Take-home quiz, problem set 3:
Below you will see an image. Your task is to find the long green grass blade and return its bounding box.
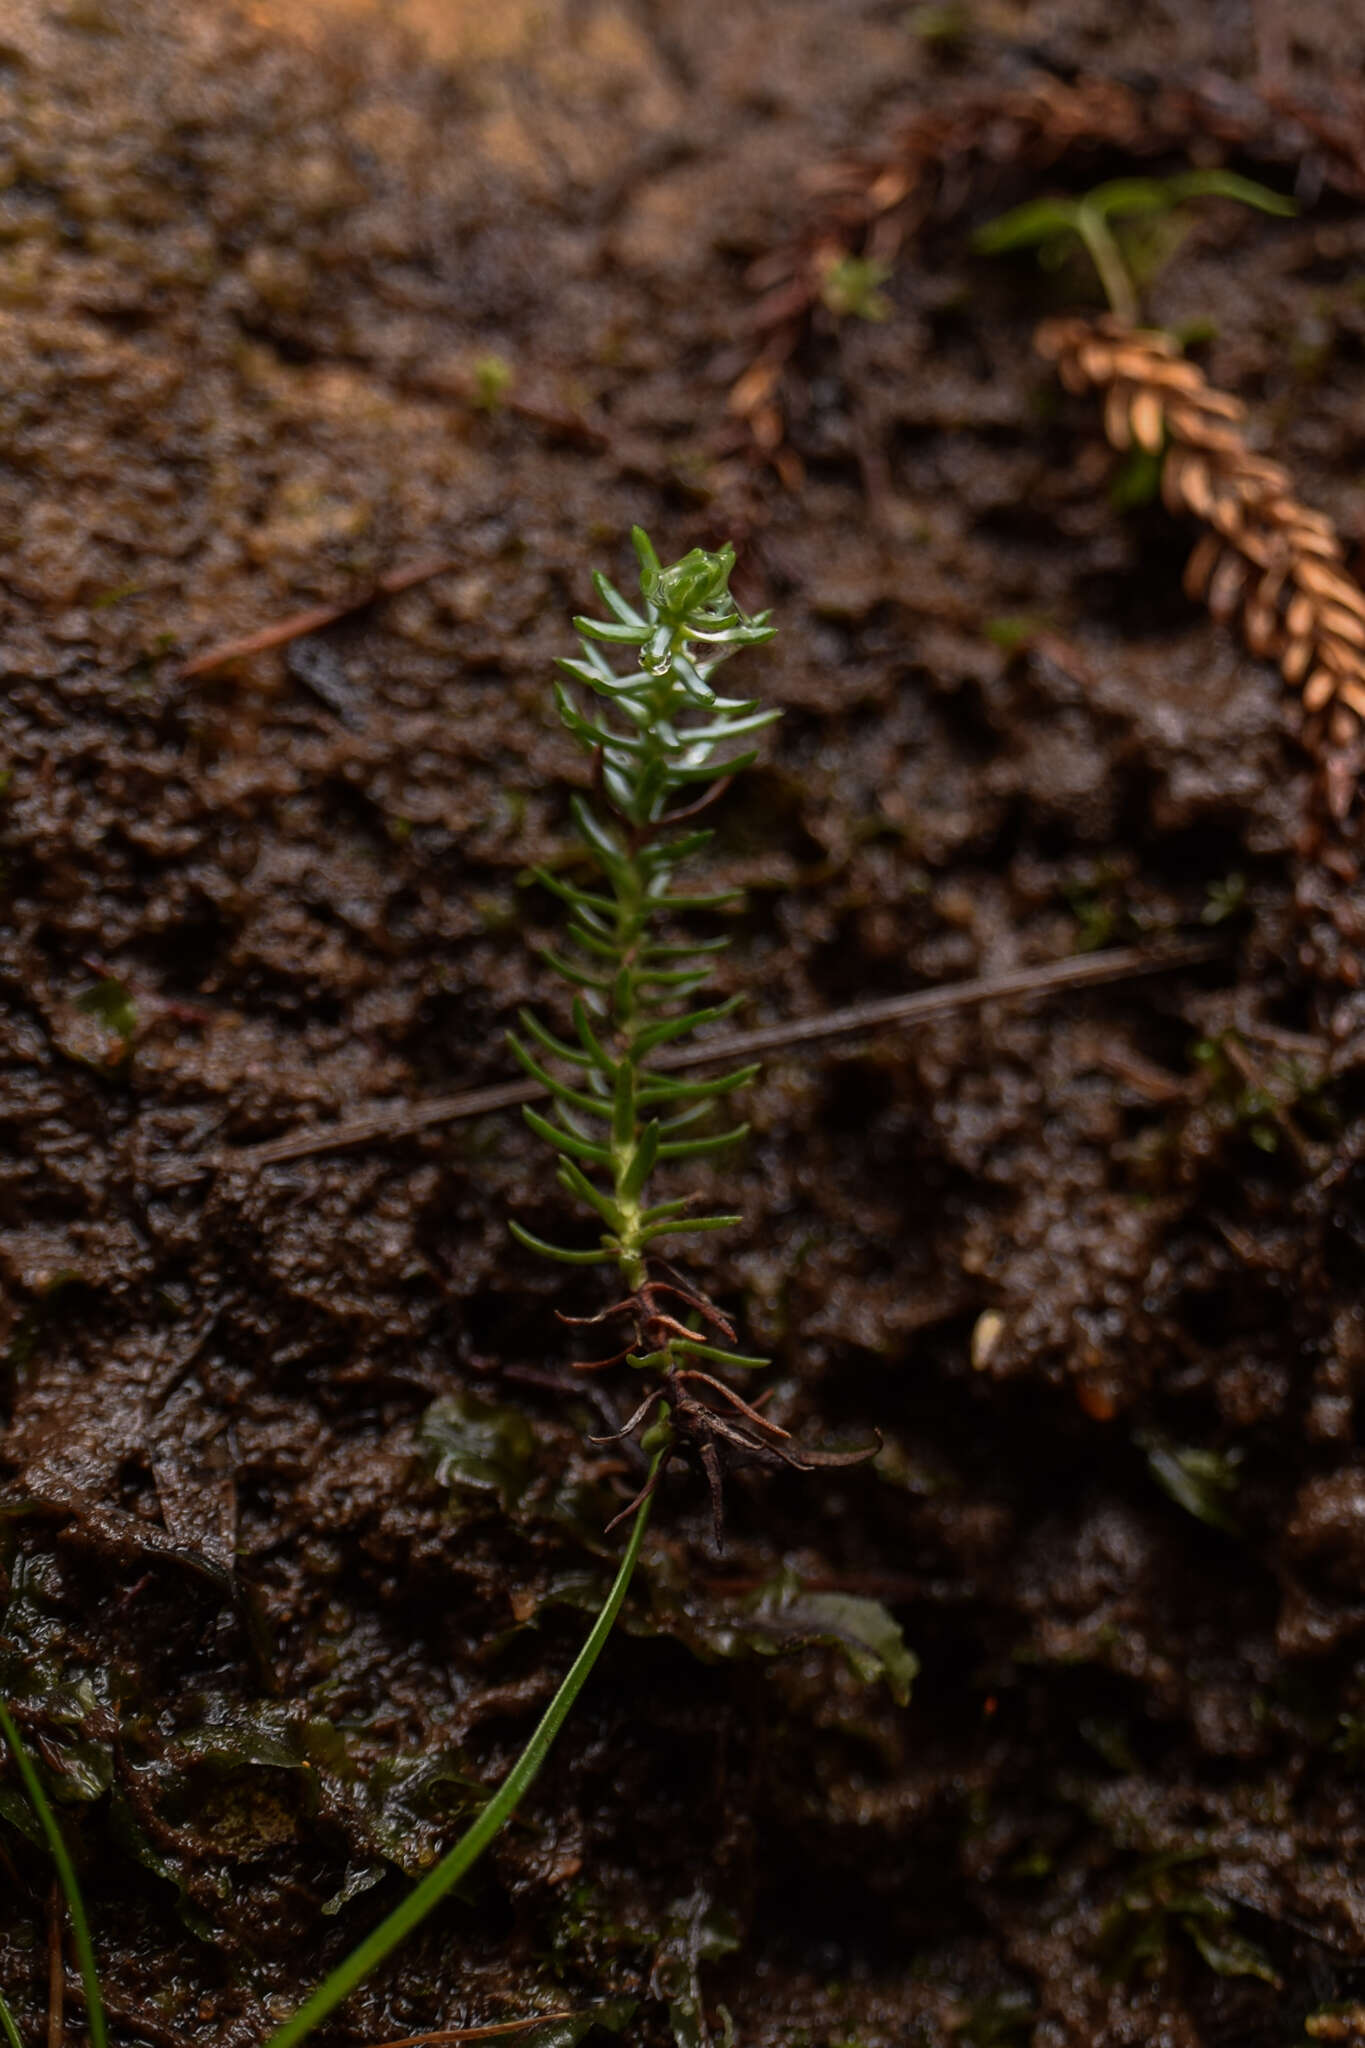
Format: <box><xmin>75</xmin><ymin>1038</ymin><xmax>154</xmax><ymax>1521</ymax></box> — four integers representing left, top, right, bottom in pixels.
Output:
<box><xmin>592</xmin><ymin>572</ymin><xmax>644</xmax><ymax>627</ymax></box>
<box><xmin>672</xmin><ymin>1339</ymin><xmax>769</xmax><ymax>1369</ymax></box>
<box><xmin>0</xmin><ymin>1984</ymin><xmax>23</xmax><ymax>2048</ymax></box>
<box><xmin>265</xmin><ymin>1458</ymin><xmax>663</xmax><ymax>2048</ymax></box>
<box><xmin>667</xmin><ymin>750</ymin><xmax>758</xmax><ymax>782</ymax></box>
<box><xmin>539</xmin><ymin>947</ymin><xmax>612</xmax><ymax>993</ymax></box>
<box><xmin>564</xmin><ymin>921</ymin><xmax>621</xmax><ymax>962</ymax></box>
<box><xmin>656</xmin><ymin>888</ymin><xmax>743</xmax><ymax>910</ymax></box>
<box><xmin>571</xmin><ymin>998</ymin><xmax>615</xmax><ymax>1075</ymax></box>
<box><xmin>639</xmin><ymin>1065</ymin><xmax>759</xmax><ymax>1105</ymax></box>
<box><xmin>0</xmin><ymin>1701</ymin><xmax>108</xmax><ymax>2048</ymax></box>
<box><xmin>634</xmin><ymin>999</ymin><xmax>740</xmax><ymax>1055</ymax></box>
<box><xmin>531</xmin><ymin>868</ymin><xmax>618</xmax><ymax>919</ymax></box>
<box><xmin>640</xmin><ymin>940</ymin><xmax>731</xmax><ymax>964</ymax></box>
<box><xmin>573</xmin><ymin>615</ymin><xmax>648</xmax><ymax>646</ymax></box>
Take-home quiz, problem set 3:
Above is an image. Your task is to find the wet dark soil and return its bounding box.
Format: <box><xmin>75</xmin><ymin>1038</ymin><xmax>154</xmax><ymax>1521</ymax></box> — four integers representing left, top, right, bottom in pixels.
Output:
<box><xmin>4</xmin><ymin>1</ymin><xmax>1365</xmax><ymax>2043</ymax></box>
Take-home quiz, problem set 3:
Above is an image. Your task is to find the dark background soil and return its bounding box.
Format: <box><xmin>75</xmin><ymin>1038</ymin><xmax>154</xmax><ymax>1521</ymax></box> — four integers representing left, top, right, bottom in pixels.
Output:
<box><xmin>4</xmin><ymin>1</ymin><xmax>1365</xmax><ymax>2043</ymax></box>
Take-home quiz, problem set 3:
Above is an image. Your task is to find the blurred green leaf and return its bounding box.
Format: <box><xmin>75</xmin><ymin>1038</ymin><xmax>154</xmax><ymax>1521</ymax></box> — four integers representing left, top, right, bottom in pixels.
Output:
<box><xmin>1185</xmin><ymin>1915</ymin><xmax>1279</xmax><ymax>1984</ymax></box>
<box><xmin>819</xmin><ymin>254</ymin><xmax>893</xmax><ymax>321</ymax></box>
<box><xmin>974</xmin><ymin>197</ymin><xmax>1084</xmax><ymax>253</ymax></box>
<box><xmin>1162</xmin><ymin>169</ymin><xmax>1296</xmax><ymax>218</ymax></box>
<box><xmin>737</xmin><ymin>1573</ymin><xmax>918</xmax><ymax>1704</ymax></box>
<box><xmin>1139</xmin><ymin>1433</ymin><xmax>1241</xmax><ymax>1535</ymax></box>
<box><xmin>421</xmin><ymin>1392</ymin><xmax>537</xmax><ymax>1514</ymax></box>
<box><xmin>75</xmin><ymin>977</ymin><xmax>137</xmax><ymax>1042</ymax></box>
<box><xmin>520</xmin><ymin>1998</ymin><xmax>637</xmax><ymax>2047</ymax></box>
<box><xmin>1110</xmin><ymin>445</ymin><xmax>1164</xmax><ymax>510</ymax></box>
<box><xmin>983</xmin><ymin>613</ymin><xmax>1050</xmax><ymax>653</ymax></box>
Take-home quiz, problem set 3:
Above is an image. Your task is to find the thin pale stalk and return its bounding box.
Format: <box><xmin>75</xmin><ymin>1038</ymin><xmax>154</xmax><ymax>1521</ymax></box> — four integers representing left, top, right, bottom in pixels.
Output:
<box><xmin>229</xmin><ymin>941</ymin><xmax>1219</xmax><ymax>1171</ymax></box>
<box><xmin>1075</xmin><ymin>203</ymin><xmax>1138</xmax><ymax>326</ymax></box>
<box><xmin>362</xmin><ymin>2016</ymin><xmax>586</xmax><ymax>2048</ymax></box>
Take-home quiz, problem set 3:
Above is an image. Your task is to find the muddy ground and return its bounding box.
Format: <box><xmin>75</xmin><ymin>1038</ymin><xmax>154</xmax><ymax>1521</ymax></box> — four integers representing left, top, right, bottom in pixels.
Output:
<box><xmin>4</xmin><ymin>1</ymin><xmax>1365</xmax><ymax>2042</ymax></box>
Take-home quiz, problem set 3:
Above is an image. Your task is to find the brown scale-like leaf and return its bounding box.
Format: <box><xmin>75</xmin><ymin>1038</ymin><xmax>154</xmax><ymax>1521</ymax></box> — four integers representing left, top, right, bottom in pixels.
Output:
<box><xmin>1035</xmin><ymin>314</ymin><xmax>1365</xmax><ymax>769</ymax></box>
<box><xmin>1037</xmin><ymin>312</ymin><xmax>1365</xmax><ymax>997</ymax></box>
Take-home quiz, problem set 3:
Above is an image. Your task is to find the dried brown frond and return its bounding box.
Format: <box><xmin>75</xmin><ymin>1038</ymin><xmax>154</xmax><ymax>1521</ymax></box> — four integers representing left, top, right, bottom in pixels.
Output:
<box><xmin>1037</xmin><ymin>313</ymin><xmax>1365</xmax><ymax>997</ymax></box>
<box><xmin>1037</xmin><ymin>314</ymin><xmax>1365</xmax><ymax>766</ymax></box>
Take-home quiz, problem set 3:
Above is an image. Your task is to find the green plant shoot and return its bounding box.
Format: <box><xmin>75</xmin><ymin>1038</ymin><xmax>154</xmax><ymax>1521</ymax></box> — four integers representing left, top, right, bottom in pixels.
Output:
<box><xmin>974</xmin><ymin>169</ymin><xmax>1294</xmax><ymax>326</ymax></box>
<box><xmin>509</xmin><ymin>527</ymin><xmax>777</xmax><ymax>1312</ymax></box>
<box><xmin>511</xmin><ymin>529</ymin><xmax>874</xmax><ymax>1543</ymax></box>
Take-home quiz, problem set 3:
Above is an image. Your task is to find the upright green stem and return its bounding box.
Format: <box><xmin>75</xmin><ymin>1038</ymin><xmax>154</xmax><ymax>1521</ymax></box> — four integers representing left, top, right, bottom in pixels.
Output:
<box><xmin>1075</xmin><ymin>203</ymin><xmax>1139</xmax><ymax>327</ymax></box>
<box><xmin>509</xmin><ymin>529</ymin><xmax>774</xmax><ymax>1305</ymax></box>
<box><xmin>607</xmin><ymin>842</ymin><xmax>650</xmax><ymax>1291</ymax></box>
<box><xmin>0</xmin><ymin>1702</ymin><xmax>108</xmax><ymax>2048</ymax></box>
<box><xmin>604</xmin><ymin>620</ymin><xmax>733</xmax><ymax>1299</ymax></box>
<box><xmin>265</xmin><ymin>1453</ymin><xmax>663</xmax><ymax>2048</ymax></box>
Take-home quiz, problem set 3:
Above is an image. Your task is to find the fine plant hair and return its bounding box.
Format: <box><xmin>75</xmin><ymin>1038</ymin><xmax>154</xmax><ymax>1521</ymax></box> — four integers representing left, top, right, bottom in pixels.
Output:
<box><xmin>509</xmin><ymin>527</ymin><xmax>875</xmax><ymax>1545</ymax></box>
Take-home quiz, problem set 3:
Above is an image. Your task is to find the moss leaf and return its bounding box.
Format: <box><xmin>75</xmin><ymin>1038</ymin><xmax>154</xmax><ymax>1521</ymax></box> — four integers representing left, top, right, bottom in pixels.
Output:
<box><xmin>750</xmin><ymin>1584</ymin><xmax>918</xmax><ymax>1705</ymax></box>
<box><xmin>1139</xmin><ymin>1433</ymin><xmax>1241</xmax><ymax>1534</ymax></box>
<box><xmin>1183</xmin><ymin>1913</ymin><xmax>1279</xmax><ymax>1985</ymax></box>
<box><xmin>421</xmin><ymin>1393</ymin><xmax>536</xmax><ymax>1514</ymax></box>
<box><xmin>520</xmin><ymin>1999</ymin><xmax>637</xmax><ymax>2047</ymax></box>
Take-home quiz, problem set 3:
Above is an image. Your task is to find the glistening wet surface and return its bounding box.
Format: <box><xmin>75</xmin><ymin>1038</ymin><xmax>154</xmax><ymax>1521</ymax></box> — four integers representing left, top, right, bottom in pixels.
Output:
<box><xmin>3</xmin><ymin>1</ymin><xmax>1365</xmax><ymax>2041</ymax></box>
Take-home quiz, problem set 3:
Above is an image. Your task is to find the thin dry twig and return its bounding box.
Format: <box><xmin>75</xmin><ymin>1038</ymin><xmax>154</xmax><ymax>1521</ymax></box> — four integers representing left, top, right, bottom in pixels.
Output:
<box><xmin>222</xmin><ymin>940</ymin><xmax>1218</xmax><ymax>1172</ymax></box>
<box><xmin>178</xmin><ymin>554</ymin><xmax>460</xmax><ymax>678</ymax></box>
<box><xmin>361</xmin><ymin>2017</ymin><xmax>581</xmax><ymax>2048</ymax></box>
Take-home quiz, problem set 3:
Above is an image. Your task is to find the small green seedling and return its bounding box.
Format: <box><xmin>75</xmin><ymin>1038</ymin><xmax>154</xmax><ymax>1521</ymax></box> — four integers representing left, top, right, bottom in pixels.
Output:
<box><xmin>512</xmin><ymin>526</ymin><xmax>875</xmax><ymax>1542</ymax></box>
<box><xmin>974</xmin><ymin>169</ymin><xmax>1295</xmax><ymax>327</ymax></box>
<box><xmin>510</xmin><ymin>525</ymin><xmax>779</xmax><ymax>1298</ymax></box>
<box><xmin>472</xmin><ymin>352</ymin><xmax>514</xmax><ymax>412</ymax></box>
<box><xmin>819</xmin><ymin>253</ymin><xmax>894</xmax><ymax>322</ymax></box>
